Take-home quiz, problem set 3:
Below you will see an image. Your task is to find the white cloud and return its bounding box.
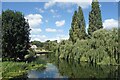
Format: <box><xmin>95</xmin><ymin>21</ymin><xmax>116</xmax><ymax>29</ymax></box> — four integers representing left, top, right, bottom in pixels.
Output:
<box><xmin>45</xmin><ymin>34</ymin><xmax>69</xmax><ymax>42</ymax></box>
<box><xmin>103</xmin><ymin>19</ymin><xmax>118</xmax><ymax>30</ymax></box>
<box><xmin>25</xmin><ymin>14</ymin><xmax>43</xmax><ymax>28</ymax></box>
<box><xmin>30</xmin><ymin>35</ymin><xmax>47</xmax><ymax>42</ymax></box>
<box><xmin>57</xmin><ymin>3</ymin><xmax>74</xmax><ymax>9</ymax></box>
<box><xmin>44</xmin><ymin>0</ymin><xmax>92</xmax><ymax>9</ymax></box>
<box><xmin>53</xmin><ymin>15</ymin><xmax>61</xmax><ymax>18</ymax></box>
<box><xmin>44</xmin><ymin>1</ymin><xmax>55</xmax><ymax>9</ymax></box>
<box><xmin>45</xmin><ymin>28</ymin><xmax>63</xmax><ymax>32</ymax></box>
<box><xmin>76</xmin><ymin>2</ymin><xmax>92</xmax><ymax>9</ymax></box>
<box><xmin>50</xmin><ymin>9</ymin><xmax>60</xmax><ymax>18</ymax></box>
<box><xmin>57</xmin><ymin>2</ymin><xmax>92</xmax><ymax>9</ymax></box>
<box><xmin>30</xmin><ymin>34</ymin><xmax>68</xmax><ymax>42</ymax></box>
<box><xmin>55</xmin><ymin>20</ymin><xmax>65</xmax><ymax>27</ymax></box>
<box><xmin>31</xmin><ymin>28</ymin><xmax>42</xmax><ymax>34</ymax></box>
<box><xmin>50</xmin><ymin>9</ymin><xmax>56</xmax><ymax>13</ymax></box>
<box><xmin>35</xmin><ymin>8</ymin><xmax>44</xmax><ymax>13</ymax></box>
<box><xmin>25</xmin><ymin>14</ymin><xmax>43</xmax><ymax>38</ymax></box>
<box><xmin>45</xmin><ymin>20</ymin><xmax>48</xmax><ymax>23</ymax></box>
<box><xmin>45</xmin><ymin>28</ymin><xmax>57</xmax><ymax>32</ymax></box>
<box><xmin>55</xmin><ymin>34</ymin><xmax>69</xmax><ymax>42</ymax></box>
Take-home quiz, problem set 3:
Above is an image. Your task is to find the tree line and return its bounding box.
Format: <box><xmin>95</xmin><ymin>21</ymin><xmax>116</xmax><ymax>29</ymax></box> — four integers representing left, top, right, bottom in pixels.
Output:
<box><xmin>31</xmin><ymin>40</ymin><xmax>57</xmax><ymax>51</ymax></box>
<box><xmin>48</xmin><ymin>0</ymin><xmax>119</xmax><ymax>65</ymax></box>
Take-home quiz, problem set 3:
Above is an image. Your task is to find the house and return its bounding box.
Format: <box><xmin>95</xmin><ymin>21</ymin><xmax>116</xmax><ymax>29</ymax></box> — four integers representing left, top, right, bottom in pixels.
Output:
<box><xmin>30</xmin><ymin>44</ymin><xmax>37</xmax><ymax>50</ymax></box>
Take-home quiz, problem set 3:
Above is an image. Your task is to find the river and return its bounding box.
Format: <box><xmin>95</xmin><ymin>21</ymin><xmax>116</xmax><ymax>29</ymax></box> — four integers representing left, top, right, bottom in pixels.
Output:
<box><xmin>24</xmin><ymin>55</ymin><xmax>120</xmax><ymax>79</ymax></box>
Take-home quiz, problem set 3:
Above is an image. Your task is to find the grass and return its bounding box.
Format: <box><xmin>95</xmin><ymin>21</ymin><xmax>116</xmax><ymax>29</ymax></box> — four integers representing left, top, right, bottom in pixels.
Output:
<box><xmin>1</xmin><ymin>61</ymin><xmax>45</xmax><ymax>79</ymax></box>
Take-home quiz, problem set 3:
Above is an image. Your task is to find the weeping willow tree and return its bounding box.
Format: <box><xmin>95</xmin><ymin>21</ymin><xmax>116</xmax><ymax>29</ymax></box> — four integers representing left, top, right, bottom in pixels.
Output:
<box><xmin>48</xmin><ymin>0</ymin><xmax>119</xmax><ymax>65</ymax></box>
<box><xmin>53</xmin><ymin>28</ymin><xmax>119</xmax><ymax>65</ymax></box>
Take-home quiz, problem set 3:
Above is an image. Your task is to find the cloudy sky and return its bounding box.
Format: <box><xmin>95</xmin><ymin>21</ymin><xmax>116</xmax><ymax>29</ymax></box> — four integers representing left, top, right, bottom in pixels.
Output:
<box><xmin>2</xmin><ymin>1</ymin><xmax>118</xmax><ymax>42</ymax></box>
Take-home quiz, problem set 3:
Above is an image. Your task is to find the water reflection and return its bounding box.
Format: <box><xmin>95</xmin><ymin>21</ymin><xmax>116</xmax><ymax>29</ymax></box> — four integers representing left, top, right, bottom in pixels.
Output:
<box><xmin>27</xmin><ymin>56</ymin><xmax>120</xmax><ymax>79</ymax></box>
<box><xmin>27</xmin><ymin>63</ymin><xmax>67</xmax><ymax>78</ymax></box>
<box><xmin>53</xmin><ymin>59</ymin><xmax>120</xmax><ymax>78</ymax></box>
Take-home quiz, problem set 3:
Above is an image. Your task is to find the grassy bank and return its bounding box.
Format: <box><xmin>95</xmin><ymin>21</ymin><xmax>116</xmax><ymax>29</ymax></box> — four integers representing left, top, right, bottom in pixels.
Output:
<box><xmin>1</xmin><ymin>61</ymin><xmax>45</xmax><ymax>79</ymax></box>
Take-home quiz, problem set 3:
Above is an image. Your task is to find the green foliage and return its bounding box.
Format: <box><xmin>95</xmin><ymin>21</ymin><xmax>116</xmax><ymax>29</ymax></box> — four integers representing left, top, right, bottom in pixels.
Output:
<box><xmin>24</xmin><ymin>48</ymin><xmax>36</xmax><ymax>61</ymax></box>
<box><xmin>31</xmin><ymin>41</ymin><xmax>43</xmax><ymax>47</ymax></box>
<box><xmin>69</xmin><ymin>7</ymin><xmax>87</xmax><ymax>43</ymax></box>
<box><xmin>2</xmin><ymin>61</ymin><xmax>44</xmax><ymax>79</ymax></box>
<box><xmin>43</xmin><ymin>40</ymin><xmax>58</xmax><ymax>51</ymax></box>
<box><xmin>0</xmin><ymin>15</ymin><xmax>2</xmax><ymax>59</ymax></box>
<box><xmin>44</xmin><ymin>1</ymin><xmax>119</xmax><ymax>66</ymax></box>
<box><xmin>54</xmin><ymin>29</ymin><xmax>119</xmax><ymax>65</ymax></box>
<box><xmin>69</xmin><ymin>11</ymin><xmax>80</xmax><ymax>43</ymax></box>
<box><xmin>77</xmin><ymin>6</ymin><xmax>87</xmax><ymax>39</ymax></box>
<box><xmin>59</xmin><ymin>0</ymin><xmax>119</xmax><ymax>65</ymax></box>
<box><xmin>2</xmin><ymin>10</ymin><xmax>30</xmax><ymax>60</ymax></box>
<box><xmin>30</xmin><ymin>40</ymin><xmax>57</xmax><ymax>51</ymax></box>
<box><xmin>88</xmin><ymin>0</ymin><xmax>103</xmax><ymax>36</ymax></box>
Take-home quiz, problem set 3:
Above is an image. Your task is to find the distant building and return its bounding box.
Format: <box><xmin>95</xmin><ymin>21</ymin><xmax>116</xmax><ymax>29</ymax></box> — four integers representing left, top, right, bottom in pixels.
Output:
<box><xmin>41</xmin><ymin>49</ymin><xmax>46</xmax><ymax>51</ymax></box>
<box><xmin>30</xmin><ymin>44</ymin><xmax>37</xmax><ymax>50</ymax></box>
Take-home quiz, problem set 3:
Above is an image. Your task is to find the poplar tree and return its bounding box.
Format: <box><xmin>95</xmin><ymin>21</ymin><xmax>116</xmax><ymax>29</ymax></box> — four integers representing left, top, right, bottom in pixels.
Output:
<box><xmin>88</xmin><ymin>0</ymin><xmax>103</xmax><ymax>36</ymax></box>
<box><xmin>69</xmin><ymin>7</ymin><xmax>87</xmax><ymax>43</ymax></box>
<box><xmin>69</xmin><ymin>11</ymin><xmax>80</xmax><ymax>43</ymax></box>
<box><xmin>77</xmin><ymin>6</ymin><xmax>87</xmax><ymax>39</ymax></box>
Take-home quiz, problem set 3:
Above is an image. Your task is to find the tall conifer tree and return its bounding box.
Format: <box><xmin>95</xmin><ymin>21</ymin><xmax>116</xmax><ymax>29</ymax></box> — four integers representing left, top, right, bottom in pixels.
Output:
<box><xmin>69</xmin><ymin>11</ymin><xmax>80</xmax><ymax>43</ymax></box>
<box><xmin>88</xmin><ymin>0</ymin><xmax>103</xmax><ymax>36</ymax></box>
<box><xmin>77</xmin><ymin>6</ymin><xmax>86</xmax><ymax>39</ymax></box>
<box><xmin>69</xmin><ymin>7</ymin><xmax>87</xmax><ymax>43</ymax></box>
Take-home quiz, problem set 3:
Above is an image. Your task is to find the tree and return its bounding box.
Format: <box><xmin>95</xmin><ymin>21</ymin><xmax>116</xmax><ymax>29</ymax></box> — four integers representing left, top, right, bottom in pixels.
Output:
<box><xmin>0</xmin><ymin>15</ymin><xmax>2</xmax><ymax>58</ymax></box>
<box><xmin>2</xmin><ymin>10</ymin><xmax>30</xmax><ymax>60</ymax></box>
<box><xmin>69</xmin><ymin>11</ymin><xmax>80</xmax><ymax>43</ymax></box>
<box><xmin>31</xmin><ymin>41</ymin><xmax>43</xmax><ymax>47</ymax></box>
<box><xmin>118</xmin><ymin>28</ymin><xmax>120</xmax><ymax>64</ymax></box>
<box><xmin>77</xmin><ymin>6</ymin><xmax>87</xmax><ymax>39</ymax></box>
<box><xmin>69</xmin><ymin>7</ymin><xmax>87</xmax><ymax>43</ymax></box>
<box><xmin>88</xmin><ymin>0</ymin><xmax>103</xmax><ymax>36</ymax></box>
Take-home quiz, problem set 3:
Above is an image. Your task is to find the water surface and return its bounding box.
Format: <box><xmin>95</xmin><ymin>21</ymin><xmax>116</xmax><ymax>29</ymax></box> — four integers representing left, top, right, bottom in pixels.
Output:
<box><xmin>26</xmin><ymin>56</ymin><xmax>120</xmax><ymax>79</ymax></box>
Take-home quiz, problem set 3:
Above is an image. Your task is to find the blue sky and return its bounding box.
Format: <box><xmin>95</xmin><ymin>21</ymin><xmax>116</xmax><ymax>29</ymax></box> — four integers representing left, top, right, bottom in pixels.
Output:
<box><xmin>2</xmin><ymin>2</ymin><xmax>118</xmax><ymax>42</ymax></box>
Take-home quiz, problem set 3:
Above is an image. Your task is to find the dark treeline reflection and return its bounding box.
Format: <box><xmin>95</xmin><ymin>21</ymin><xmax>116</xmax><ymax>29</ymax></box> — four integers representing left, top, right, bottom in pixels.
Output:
<box><xmin>48</xmin><ymin>57</ymin><xmax>120</xmax><ymax>79</ymax></box>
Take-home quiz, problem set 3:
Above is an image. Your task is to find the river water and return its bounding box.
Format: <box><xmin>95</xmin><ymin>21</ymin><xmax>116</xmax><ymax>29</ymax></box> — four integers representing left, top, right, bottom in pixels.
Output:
<box><xmin>26</xmin><ymin>55</ymin><xmax>120</xmax><ymax>79</ymax></box>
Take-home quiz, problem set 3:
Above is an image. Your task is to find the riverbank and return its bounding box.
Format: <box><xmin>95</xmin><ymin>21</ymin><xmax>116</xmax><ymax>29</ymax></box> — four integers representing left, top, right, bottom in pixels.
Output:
<box><xmin>1</xmin><ymin>61</ymin><xmax>45</xmax><ymax>79</ymax></box>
